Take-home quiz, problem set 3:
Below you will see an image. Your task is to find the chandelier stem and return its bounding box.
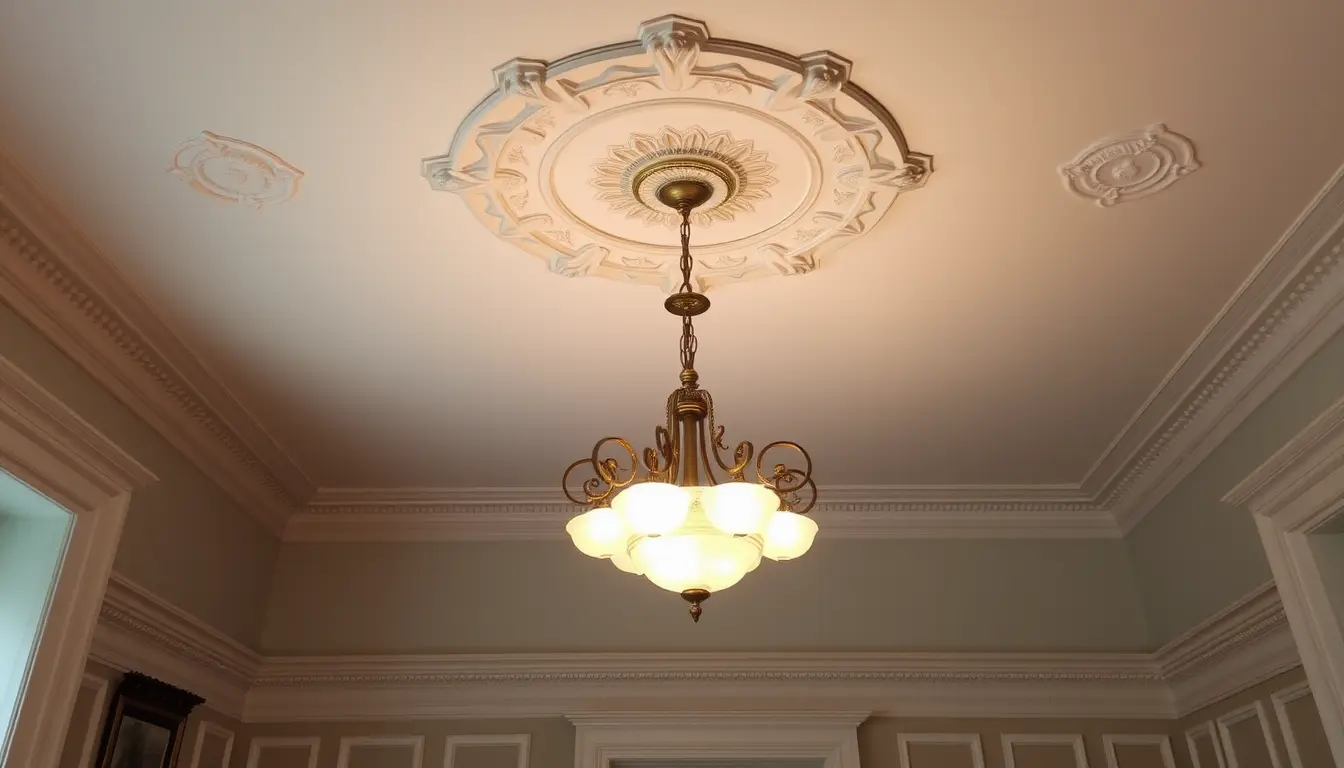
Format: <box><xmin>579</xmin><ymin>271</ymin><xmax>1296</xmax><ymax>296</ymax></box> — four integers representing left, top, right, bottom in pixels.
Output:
<box><xmin>677</xmin><ymin>411</ymin><xmax>702</xmax><ymax>487</ymax></box>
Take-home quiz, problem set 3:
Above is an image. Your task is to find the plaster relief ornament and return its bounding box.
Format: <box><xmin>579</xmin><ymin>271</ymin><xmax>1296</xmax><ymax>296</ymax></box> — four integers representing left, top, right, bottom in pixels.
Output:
<box><xmin>169</xmin><ymin>132</ymin><xmax>303</xmax><ymax>209</ymax></box>
<box><xmin>422</xmin><ymin>15</ymin><xmax>933</xmax><ymax>292</ymax></box>
<box><xmin>1060</xmin><ymin>124</ymin><xmax>1200</xmax><ymax>207</ymax></box>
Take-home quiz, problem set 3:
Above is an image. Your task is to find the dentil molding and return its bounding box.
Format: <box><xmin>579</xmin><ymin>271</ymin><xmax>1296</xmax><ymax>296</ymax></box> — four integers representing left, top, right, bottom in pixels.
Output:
<box><xmin>94</xmin><ymin>573</ymin><xmax>1293</xmax><ymax>722</ymax></box>
<box><xmin>422</xmin><ymin>15</ymin><xmax>932</xmax><ymax>292</ymax></box>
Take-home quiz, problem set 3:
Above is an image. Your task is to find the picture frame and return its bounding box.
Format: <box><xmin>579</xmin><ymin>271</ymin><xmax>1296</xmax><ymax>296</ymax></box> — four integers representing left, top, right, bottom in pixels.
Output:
<box><xmin>94</xmin><ymin>672</ymin><xmax>204</xmax><ymax>768</ymax></box>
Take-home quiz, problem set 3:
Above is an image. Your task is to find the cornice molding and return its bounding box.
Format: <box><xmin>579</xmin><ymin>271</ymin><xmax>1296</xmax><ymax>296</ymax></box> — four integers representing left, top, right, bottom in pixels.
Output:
<box><xmin>4</xmin><ymin>150</ymin><xmax>1343</xmax><ymax>539</ymax></box>
<box><xmin>92</xmin><ymin>577</ymin><xmax>1297</xmax><ymax>722</ymax></box>
<box><xmin>287</xmin><ymin>485</ymin><xmax>1114</xmax><ymax>541</ymax></box>
<box><xmin>0</xmin><ymin>149</ymin><xmax>311</xmax><ymax>532</ymax></box>
<box><xmin>1223</xmin><ymin>392</ymin><xmax>1344</xmax><ymax>522</ymax></box>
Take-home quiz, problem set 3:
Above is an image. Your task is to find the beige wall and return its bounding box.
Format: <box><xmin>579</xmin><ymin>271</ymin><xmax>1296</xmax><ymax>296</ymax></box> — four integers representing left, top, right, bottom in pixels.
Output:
<box><xmin>58</xmin><ymin>659</ymin><xmax>242</xmax><ymax>768</ymax></box>
<box><xmin>0</xmin><ymin>300</ymin><xmax>279</xmax><ymax>647</ymax></box>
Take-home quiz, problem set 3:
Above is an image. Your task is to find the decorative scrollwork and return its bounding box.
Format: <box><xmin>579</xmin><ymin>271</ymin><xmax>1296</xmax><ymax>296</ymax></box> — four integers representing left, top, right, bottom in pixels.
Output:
<box><xmin>706</xmin><ymin>392</ymin><xmax>752</xmax><ymax>480</ymax></box>
<box><xmin>757</xmin><ymin>440</ymin><xmax>817</xmax><ymax>514</ymax></box>
<box><xmin>642</xmin><ymin>425</ymin><xmax>675</xmax><ymax>483</ymax></box>
<box><xmin>562</xmin><ymin>437</ymin><xmax>639</xmax><ymax>507</ymax></box>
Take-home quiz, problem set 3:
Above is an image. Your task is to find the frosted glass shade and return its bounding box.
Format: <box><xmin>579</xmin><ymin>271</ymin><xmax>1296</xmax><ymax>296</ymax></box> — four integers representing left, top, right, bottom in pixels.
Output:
<box><xmin>701</xmin><ymin>482</ymin><xmax>778</xmax><ymax>535</ymax></box>
<box><xmin>565</xmin><ymin>508</ymin><xmax>626</xmax><ymax>558</ymax></box>
<box><xmin>762</xmin><ymin>511</ymin><xmax>818</xmax><ymax>561</ymax></box>
<box><xmin>610</xmin><ymin>548</ymin><xmax>642</xmax><ymax>574</ymax></box>
<box><xmin>630</xmin><ymin>532</ymin><xmax>763</xmax><ymax>593</ymax></box>
<box><xmin>612</xmin><ymin>482</ymin><xmax>690</xmax><ymax>535</ymax></box>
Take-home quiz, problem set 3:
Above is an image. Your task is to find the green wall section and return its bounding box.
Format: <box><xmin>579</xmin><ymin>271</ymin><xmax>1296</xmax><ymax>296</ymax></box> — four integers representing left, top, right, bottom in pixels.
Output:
<box><xmin>263</xmin><ymin>537</ymin><xmax>1149</xmax><ymax>653</ymax></box>
<box><xmin>0</xmin><ymin>301</ymin><xmax>279</xmax><ymax>646</ymax></box>
<box><xmin>1127</xmin><ymin>327</ymin><xmax>1344</xmax><ymax>646</ymax></box>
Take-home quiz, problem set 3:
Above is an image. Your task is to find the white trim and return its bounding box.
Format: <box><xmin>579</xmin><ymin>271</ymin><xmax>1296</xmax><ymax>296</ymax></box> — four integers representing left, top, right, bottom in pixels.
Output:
<box><xmin>1000</xmin><ymin>733</ymin><xmax>1089</xmax><ymax>768</ymax></box>
<box><xmin>74</xmin><ymin>674</ymin><xmax>109</xmax><ymax>768</ymax></box>
<box><xmin>896</xmin><ymin>733</ymin><xmax>984</xmax><ymax>768</ymax></box>
<box><xmin>1102</xmin><ymin>734</ymin><xmax>1175</xmax><ymax>768</ymax></box>
<box><xmin>189</xmin><ymin>721</ymin><xmax>236</xmax><ymax>768</ymax></box>
<box><xmin>1185</xmin><ymin>723</ymin><xmax>1227</xmax><ymax>768</ymax></box>
<box><xmin>444</xmin><ymin>734</ymin><xmax>529</xmax><ymax>768</ymax></box>
<box><xmin>0</xmin><ymin>352</ymin><xmax>155</xmax><ymax>768</ymax></box>
<box><xmin>1224</xmin><ymin>392</ymin><xmax>1344</xmax><ymax>762</ymax></box>
<box><xmin>289</xmin><ymin>485</ymin><xmax>1116</xmax><ymax>541</ymax></box>
<box><xmin>337</xmin><ymin>735</ymin><xmax>425</xmax><ymax>768</ymax></box>
<box><xmin>1216</xmin><ymin>701</ymin><xmax>1282</xmax><ymax>768</ymax></box>
<box><xmin>1270</xmin><ymin>681</ymin><xmax>1314</xmax><ymax>768</ymax></box>
<box><xmin>570</xmin><ymin>713</ymin><xmax>861</xmax><ymax>768</ymax></box>
<box><xmin>245</xmin><ymin>737</ymin><xmax>321</xmax><ymax>768</ymax></box>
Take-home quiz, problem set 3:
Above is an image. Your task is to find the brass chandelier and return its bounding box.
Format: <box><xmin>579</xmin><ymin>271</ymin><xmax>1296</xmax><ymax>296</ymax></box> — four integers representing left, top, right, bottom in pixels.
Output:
<box><xmin>562</xmin><ymin>175</ymin><xmax>819</xmax><ymax>622</ymax></box>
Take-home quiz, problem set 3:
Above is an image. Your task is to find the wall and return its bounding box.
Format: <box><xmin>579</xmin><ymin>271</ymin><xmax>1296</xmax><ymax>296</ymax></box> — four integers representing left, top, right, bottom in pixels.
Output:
<box><xmin>1175</xmin><ymin>667</ymin><xmax>1331</xmax><ymax>768</ymax></box>
<box><xmin>1308</xmin><ymin>532</ymin><xmax>1344</xmax><ymax>639</ymax></box>
<box><xmin>0</xmin><ymin>300</ymin><xmax>279</xmax><ymax>647</ymax></box>
<box><xmin>1127</xmin><ymin>326</ymin><xmax>1344</xmax><ymax>646</ymax></box>
<box><xmin>58</xmin><ymin>659</ymin><xmax>241</xmax><ymax>768</ymax></box>
<box><xmin>262</xmin><ymin>538</ymin><xmax>1149</xmax><ymax>653</ymax></box>
<box><xmin>0</xmin><ymin>470</ymin><xmax>71</xmax><ymax>754</ymax></box>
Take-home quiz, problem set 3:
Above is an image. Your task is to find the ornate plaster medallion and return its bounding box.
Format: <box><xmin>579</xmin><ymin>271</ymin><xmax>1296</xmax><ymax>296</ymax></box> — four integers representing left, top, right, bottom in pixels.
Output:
<box><xmin>422</xmin><ymin>15</ymin><xmax>932</xmax><ymax>291</ymax></box>
<box><xmin>169</xmin><ymin>131</ymin><xmax>303</xmax><ymax>209</ymax></box>
<box><xmin>1060</xmin><ymin>124</ymin><xmax>1199</xmax><ymax>208</ymax></box>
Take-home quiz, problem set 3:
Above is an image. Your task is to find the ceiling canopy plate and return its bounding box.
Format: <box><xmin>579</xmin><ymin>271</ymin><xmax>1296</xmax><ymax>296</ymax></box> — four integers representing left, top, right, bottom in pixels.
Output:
<box><xmin>422</xmin><ymin>15</ymin><xmax>932</xmax><ymax>292</ymax></box>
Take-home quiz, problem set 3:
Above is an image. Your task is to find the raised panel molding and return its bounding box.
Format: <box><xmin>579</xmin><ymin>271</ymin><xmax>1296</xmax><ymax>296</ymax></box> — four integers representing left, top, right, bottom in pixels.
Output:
<box><xmin>1185</xmin><ymin>723</ymin><xmax>1227</xmax><ymax>768</ymax></box>
<box><xmin>337</xmin><ymin>735</ymin><xmax>425</xmax><ymax>768</ymax></box>
<box><xmin>245</xmin><ymin>737</ymin><xmax>321</xmax><ymax>768</ymax></box>
<box><xmin>1215</xmin><ymin>701</ymin><xmax>1283</xmax><ymax>768</ymax></box>
<box><xmin>188</xmin><ymin>722</ymin><xmax>236</xmax><ymax>768</ymax></box>
<box><xmin>1001</xmin><ymin>734</ymin><xmax>1089</xmax><ymax>768</ymax></box>
<box><xmin>570</xmin><ymin>713</ymin><xmax>861</xmax><ymax>768</ymax></box>
<box><xmin>1269</xmin><ymin>682</ymin><xmax>1314</xmax><ymax>768</ymax></box>
<box><xmin>1102</xmin><ymin>734</ymin><xmax>1176</xmax><ymax>768</ymax></box>
<box><xmin>444</xmin><ymin>734</ymin><xmax>529</xmax><ymax>768</ymax></box>
<box><xmin>74</xmin><ymin>674</ymin><xmax>110</xmax><ymax>768</ymax></box>
<box><xmin>897</xmin><ymin>733</ymin><xmax>985</xmax><ymax>768</ymax></box>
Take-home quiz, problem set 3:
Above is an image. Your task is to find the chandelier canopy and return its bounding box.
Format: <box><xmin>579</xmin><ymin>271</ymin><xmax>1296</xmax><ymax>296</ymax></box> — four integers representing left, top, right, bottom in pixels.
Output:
<box><xmin>562</xmin><ymin>175</ymin><xmax>819</xmax><ymax>621</ymax></box>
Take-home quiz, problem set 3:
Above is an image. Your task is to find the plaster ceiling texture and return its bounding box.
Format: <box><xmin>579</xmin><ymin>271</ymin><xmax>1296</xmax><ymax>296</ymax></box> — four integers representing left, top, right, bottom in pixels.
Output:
<box><xmin>0</xmin><ymin>1</ymin><xmax>1341</xmax><ymax>492</ymax></box>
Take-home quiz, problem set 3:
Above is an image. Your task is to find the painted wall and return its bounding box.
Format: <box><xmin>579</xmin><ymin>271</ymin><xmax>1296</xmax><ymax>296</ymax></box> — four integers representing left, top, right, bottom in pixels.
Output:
<box><xmin>1127</xmin><ymin>327</ymin><xmax>1344</xmax><ymax>646</ymax></box>
<box><xmin>0</xmin><ymin>300</ymin><xmax>279</xmax><ymax>647</ymax></box>
<box><xmin>262</xmin><ymin>537</ymin><xmax>1148</xmax><ymax>653</ymax></box>
<box><xmin>1308</xmin><ymin>532</ymin><xmax>1344</xmax><ymax>639</ymax></box>
<box><xmin>0</xmin><ymin>472</ymin><xmax>71</xmax><ymax>756</ymax></box>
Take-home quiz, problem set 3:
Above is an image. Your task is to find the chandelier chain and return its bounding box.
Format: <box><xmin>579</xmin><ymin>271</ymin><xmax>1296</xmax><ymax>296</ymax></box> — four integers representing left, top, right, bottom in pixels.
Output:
<box><xmin>677</xmin><ymin>207</ymin><xmax>698</xmax><ymax>376</ymax></box>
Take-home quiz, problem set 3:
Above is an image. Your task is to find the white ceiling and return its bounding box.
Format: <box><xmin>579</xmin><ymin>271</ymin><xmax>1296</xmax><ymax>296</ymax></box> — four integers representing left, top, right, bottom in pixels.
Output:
<box><xmin>0</xmin><ymin>1</ymin><xmax>1341</xmax><ymax>490</ymax></box>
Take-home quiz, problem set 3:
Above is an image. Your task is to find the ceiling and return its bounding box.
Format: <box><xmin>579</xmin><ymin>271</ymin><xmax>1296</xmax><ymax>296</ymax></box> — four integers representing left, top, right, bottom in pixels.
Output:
<box><xmin>0</xmin><ymin>0</ymin><xmax>1341</xmax><ymax>492</ymax></box>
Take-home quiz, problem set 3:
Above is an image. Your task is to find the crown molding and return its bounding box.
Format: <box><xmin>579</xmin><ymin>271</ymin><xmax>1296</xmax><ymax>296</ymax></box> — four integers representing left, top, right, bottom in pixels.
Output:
<box><xmin>1088</xmin><ymin>163</ymin><xmax>1344</xmax><ymax>533</ymax></box>
<box><xmin>92</xmin><ymin>578</ymin><xmax>1300</xmax><ymax>723</ymax></box>
<box><xmin>1222</xmin><ymin>392</ymin><xmax>1344</xmax><ymax>526</ymax></box>
<box><xmin>0</xmin><ymin>149</ymin><xmax>312</xmax><ymax>533</ymax></box>
<box><xmin>286</xmin><ymin>485</ymin><xmax>1115</xmax><ymax>541</ymax></box>
<box><xmin>90</xmin><ymin>572</ymin><xmax>259</xmax><ymax>718</ymax></box>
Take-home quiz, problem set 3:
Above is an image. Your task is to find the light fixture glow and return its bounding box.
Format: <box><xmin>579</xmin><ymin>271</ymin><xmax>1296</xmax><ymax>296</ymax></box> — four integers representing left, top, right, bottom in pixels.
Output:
<box><xmin>561</xmin><ymin>176</ymin><xmax>819</xmax><ymax>622</ymax></box>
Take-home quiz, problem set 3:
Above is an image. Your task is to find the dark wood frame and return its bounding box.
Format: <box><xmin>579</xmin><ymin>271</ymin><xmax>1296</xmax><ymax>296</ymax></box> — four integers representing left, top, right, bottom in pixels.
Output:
<box><xmin>94</xmin><ymin>672</ymin><xmax>204</xmax><ymax>768</ymax></box>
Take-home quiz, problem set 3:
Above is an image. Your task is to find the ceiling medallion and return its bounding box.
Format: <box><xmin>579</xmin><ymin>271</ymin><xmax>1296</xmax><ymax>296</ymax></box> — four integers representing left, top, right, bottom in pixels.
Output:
<box><xmin>1060</xmin><ymin>124</ymin><xmax>1200</xmax><ymax>207</ymax></box>
<box><xmin>562</xmin><ymin>179</ymin><xmax>818</xmax><ymax>622</ymax></box>
<box><xmin>422</xmin><ymin>15</ymin><xmax>932</xmax><ymax>292</ymax></box>
<box><xmin>168</xmin><ymin>131</ymin><xmax>303</xmax><ymax>209</ymax></box>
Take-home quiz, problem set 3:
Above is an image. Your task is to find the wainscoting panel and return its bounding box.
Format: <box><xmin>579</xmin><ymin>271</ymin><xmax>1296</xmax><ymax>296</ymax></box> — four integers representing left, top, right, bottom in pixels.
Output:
<box><xmin>897</xmin><ymin>733</ymin><xmax>985</xmax><ymax>768</ymax></box>
<box><xmin>56</xmin><ymin>673</ymin><xmax>108</xmax><ymax>768</ymax></box>
<box><xmin>444</xmin><ymin>734</ymin><xmax>531</xmax><ymax>768</ymax></box>
<box><xmin>1269</xmin><ymin>682</ymin><xmax>1331</xmax><ymax>768</ymax></box>
<box><xmin>246</xmin><ymin>737</ymin><xmax>321</xmax><ymax>768</ymax></box>
<box><xmin>1101</xmin><ymin>735</ymin><xmax>1174</xmax><ymax>768</ymax></box>
<box><xmin>1000</xmin><ymin>734</ymin><xmax>1089</xmax><ymax>768</ymax></box>
<box><xmin>189</xmin><ymin>722</ymin><xmax>236</xmax><ymax>768</ymax></box>
<box><xmin>336</xmin><ymin>735</ymin><xmax>425</xmax><ymax>768</ymax></box>
<box><xmin>1215</xmin><ymin>702</ymin><xmax>1281</xmax><ymax>768</ymax></box>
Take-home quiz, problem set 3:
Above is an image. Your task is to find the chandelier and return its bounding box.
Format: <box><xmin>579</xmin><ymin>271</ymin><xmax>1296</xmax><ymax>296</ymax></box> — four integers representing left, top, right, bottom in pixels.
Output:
<box><xmin>562</xmin><ymin>176</ymin><xmax>819</xmax><ymax>622</ymax></box>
